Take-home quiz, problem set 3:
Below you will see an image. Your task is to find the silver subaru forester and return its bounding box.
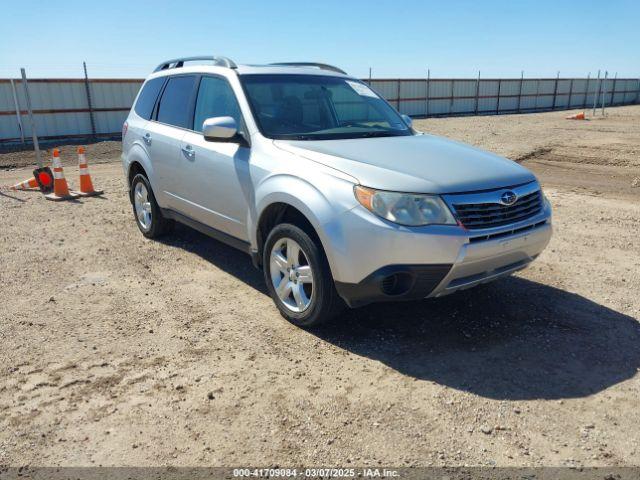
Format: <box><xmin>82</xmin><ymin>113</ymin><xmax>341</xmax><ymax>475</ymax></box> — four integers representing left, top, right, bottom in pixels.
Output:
<box><xmin>122</xmin><ymin>56</ymin><xmax>552</xmax><ymax>327</ymax></box>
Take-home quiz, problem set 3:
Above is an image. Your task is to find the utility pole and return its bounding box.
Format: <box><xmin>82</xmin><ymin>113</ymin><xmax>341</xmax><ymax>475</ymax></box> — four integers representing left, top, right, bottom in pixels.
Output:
<box><xmin>9</xmin><ymin>79</ymin><xmax>25</xmax><ymax>144</ymax></box>
<box><xmin>20</xmin><ymin>68</ymin><xmax>42</xmax><ymax>168</ymax></box>
<box><xmin>83</xmin><ymin>61</ymin><xmax>97</xmax><ymax>139</ymax></box>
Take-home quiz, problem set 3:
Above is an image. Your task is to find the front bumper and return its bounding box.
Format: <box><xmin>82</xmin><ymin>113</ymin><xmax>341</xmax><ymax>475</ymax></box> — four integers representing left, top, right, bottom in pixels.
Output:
<box><xmin>428</xmin><ymin>220</ymin><xmax>551</xmax><ymax>298</ymax></box>
<box><xmin>325</xmin><ymin>200</ymin><xmax>552</xmax><ymax>308</ymax></box>
<box><xmin>335</xmin><ymin>264</ymin><xmax>454</xmax><ymax>308</ymax></box>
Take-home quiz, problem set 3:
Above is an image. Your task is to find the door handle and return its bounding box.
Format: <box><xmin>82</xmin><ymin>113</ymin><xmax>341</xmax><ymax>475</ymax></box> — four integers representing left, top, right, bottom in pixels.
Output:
<box><xmin>181</xmin><ymin>145</ymin><xmax>195</xmax><ymax>158</ymax></box>
<box><xmin>143</xmin><ymin>133</ymin><xmax>152</xmax><ymax>145</ymax></box>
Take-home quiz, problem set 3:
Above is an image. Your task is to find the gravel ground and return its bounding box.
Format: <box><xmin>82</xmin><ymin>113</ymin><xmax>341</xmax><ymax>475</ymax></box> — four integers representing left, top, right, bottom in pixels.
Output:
<box><xmin>0</xmin><ymin>141</ymin><xmax>122</xmax><ymax>170</ymax></box>
<box><xmin>1</xmin><ymin>106</ymin><xmax>639</xmax><ymax>467</ymax></box>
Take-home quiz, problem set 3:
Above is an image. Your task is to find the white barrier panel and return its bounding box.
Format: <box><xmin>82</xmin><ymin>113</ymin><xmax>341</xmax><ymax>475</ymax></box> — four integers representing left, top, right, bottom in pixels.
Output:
<box><xmin>1</xmin><ymin>77</ymin><xmax>639</xmax><ymax>143</ymax></box>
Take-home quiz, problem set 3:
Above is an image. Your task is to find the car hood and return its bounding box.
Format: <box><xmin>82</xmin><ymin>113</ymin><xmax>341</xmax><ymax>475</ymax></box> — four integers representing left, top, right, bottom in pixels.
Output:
<box><xmin>274</xmin><ymin>134</ymin><xmax>536</xmax><ymax>193</ymax></box>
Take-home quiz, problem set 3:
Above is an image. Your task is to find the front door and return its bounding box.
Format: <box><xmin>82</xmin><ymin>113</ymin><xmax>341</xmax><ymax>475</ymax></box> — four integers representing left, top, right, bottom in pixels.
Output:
<box><xmin>177</xmin><ymin>75</ymin><xmax>251</xmax><ymax>241</ymax></box>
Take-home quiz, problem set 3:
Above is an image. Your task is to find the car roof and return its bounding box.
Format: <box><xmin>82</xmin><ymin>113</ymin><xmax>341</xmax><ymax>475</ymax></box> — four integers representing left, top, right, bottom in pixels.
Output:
<box><xmin>146</xmin><ymin>63</ymin><xmax>349</xmax><ymax>81</ymax></box>
<box><xmin>237</xmin><ymin>64</ymin><xmax>348</xmax><ymax>77</ymax></box>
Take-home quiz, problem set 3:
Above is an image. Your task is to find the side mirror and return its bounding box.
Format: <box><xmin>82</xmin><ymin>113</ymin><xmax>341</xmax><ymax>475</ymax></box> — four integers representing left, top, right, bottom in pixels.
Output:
<box><xmin>202</xmin><ymin>116</ymin><xmax>238</xmax><ymax>141</ymax></box>
<box><xmin>401</xmin><ymin>114</ymin><xmax>413</xmax><ymax>129</ymax></box>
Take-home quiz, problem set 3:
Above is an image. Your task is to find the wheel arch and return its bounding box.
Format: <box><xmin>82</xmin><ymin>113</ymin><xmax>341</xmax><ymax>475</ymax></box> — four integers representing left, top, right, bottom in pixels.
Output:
<box><xmin>125</xmin><ymin>143</ymin><xmax>156</xmax><ymax>200</ymax></box>
<box><xmin>251</xmin><ymin>175</ymin><xmax>351</xmax><ymax>278</ymax></box>
<box><xmin>255</xmin><ymin>201</ymin><xmax>321</xmax><ymax>266</ymax></box>
<box><xmin>128</xmin><ymin>160</ymin><xmax>146</xmax><ymax>183</ymax></box>
<box><xmin>253</xmin><ymin>194</ymin><xmax>334</xmax><ymax>271</ymax></box>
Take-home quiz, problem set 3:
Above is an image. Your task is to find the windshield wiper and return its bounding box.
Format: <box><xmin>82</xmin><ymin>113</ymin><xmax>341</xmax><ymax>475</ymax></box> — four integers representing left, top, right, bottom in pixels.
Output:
<box><xmin>289</xmin><ymin>135</ymin><xmax>315</xmax><ymax>140</ymax></box>
<box><xmin>278</xmin><ymin>131</ymin><xmax>406</xmax><ymax>141</ymax></box>
<box><xmin>339</xmin><ymin>121</ymin><xmax>371</xmax><ymax>129</ymax></box>
<box><xmin>357</xmin><ymin>131</ymin><xmax>402</xmax><ymax>138</ymax></box>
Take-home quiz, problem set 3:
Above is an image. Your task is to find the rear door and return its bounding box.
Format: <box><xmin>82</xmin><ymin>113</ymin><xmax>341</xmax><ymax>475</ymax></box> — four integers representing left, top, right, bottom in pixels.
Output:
<box><xmin>144</xmin><ymin>75</ymin><xmax>198</xmax><ymax>210</ymax></box>
<box><xmin>178</xmin><ymin>75</ymin><xmax>251</xmax><ymax>240</ymax></box>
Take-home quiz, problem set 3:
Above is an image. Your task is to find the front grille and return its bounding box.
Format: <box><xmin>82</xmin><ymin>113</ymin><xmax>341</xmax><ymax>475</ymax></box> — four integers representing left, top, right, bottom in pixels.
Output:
<box><xmin>453</xmin><ymin>190</ymin><xmax>543</xmax><ymax>230</ymax></box>
<box><xmin>468</xmin><ymin>220</ymin><xmax>547</xmax><ymax>243</ymax></box>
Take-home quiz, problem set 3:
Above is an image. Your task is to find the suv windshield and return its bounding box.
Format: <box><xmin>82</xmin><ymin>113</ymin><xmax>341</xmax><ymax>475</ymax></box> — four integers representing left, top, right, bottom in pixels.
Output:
<box><xmin>240</xmin><ymin>74</ymin><xmax>412</xmax><ymax>140</ymax></box>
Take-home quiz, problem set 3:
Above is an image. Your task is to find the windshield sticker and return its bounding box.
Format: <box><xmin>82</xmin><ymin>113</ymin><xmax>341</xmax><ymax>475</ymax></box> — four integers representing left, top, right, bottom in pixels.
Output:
<box><xmin>346</xmin><ymin>81</ymin><xmax>378</xmax><ymax>98</ymax></box>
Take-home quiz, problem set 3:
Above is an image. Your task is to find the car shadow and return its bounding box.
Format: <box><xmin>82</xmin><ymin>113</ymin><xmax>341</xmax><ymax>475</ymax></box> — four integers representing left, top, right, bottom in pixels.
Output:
<box><xmin>313</xmin><ymin>280</ymin><xmax>640</xmax><ymax>400</ymax></box>
<box><xmin>161</xmin><ymin>223</ymin><xmax>640</xmax><ymax>401</ymax></box>
<box><xmin>159</xmin><ymin>223</ymin><xmax>267</xmax><ymax>293</ymax></box>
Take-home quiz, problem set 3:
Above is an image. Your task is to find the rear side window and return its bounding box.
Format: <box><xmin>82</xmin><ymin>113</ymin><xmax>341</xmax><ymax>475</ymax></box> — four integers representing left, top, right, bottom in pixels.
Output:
<box><xmin>134</xmin><ymin>77</ymin><xmax>164</xmax><ymax>120</ymax></box>
<box><xmin>156</xmin><ymin>75</ymin><xmax>197</xmax><ymax>128</ymax></box>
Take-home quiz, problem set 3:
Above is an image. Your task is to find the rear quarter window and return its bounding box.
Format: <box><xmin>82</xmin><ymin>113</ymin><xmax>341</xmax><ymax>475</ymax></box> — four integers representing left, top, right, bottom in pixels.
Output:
<box><xmin>133</xmin><ymin>77</ymin><xmax>165</xmax><ymax>120</ymax></box>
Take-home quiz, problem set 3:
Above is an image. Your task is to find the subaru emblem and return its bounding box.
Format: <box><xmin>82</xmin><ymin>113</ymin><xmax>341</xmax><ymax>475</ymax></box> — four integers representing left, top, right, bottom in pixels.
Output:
<box><xmin>501</xmin><ymin>191</ymin><xmax>518</xmax><ymax>205</ymax></box>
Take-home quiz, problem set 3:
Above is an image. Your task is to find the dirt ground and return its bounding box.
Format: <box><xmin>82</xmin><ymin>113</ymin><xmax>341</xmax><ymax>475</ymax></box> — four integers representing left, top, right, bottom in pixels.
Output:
<box><xmin>1</xmin><ymin>106</ymin><xmax>639</xmax><ymax>468</ymax></box>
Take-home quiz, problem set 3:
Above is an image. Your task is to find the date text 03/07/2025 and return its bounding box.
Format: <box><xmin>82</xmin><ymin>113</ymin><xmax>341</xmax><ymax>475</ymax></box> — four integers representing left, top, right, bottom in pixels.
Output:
<box><xmin>232</xmin><ymin>467</ymin><xmax>400</xmax><ymax>478</ymax></box>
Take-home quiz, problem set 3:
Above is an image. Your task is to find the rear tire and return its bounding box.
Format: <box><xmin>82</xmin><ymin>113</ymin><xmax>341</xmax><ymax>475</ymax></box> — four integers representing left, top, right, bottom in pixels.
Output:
<box><xmin>130</xmin><ymin>173</ymin><xmax>174</xmax><ymax>239</ymax></box>
<box><xmin>264</xmin><ymin>223</ymin><xmax>343</xmax><ymax>328</ymax></box>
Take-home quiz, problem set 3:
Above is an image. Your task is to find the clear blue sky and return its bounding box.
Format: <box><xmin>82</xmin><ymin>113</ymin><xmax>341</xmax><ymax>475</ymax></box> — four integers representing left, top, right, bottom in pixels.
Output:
<box><xmin>1</xmin><ymin>0</ymin><xmax>638</xmax><ymax>79</ymax></box>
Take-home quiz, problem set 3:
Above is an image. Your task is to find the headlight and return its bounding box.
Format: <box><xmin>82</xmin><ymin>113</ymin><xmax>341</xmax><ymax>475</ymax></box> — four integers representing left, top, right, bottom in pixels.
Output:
<box><xmin>354</xmin><ymin>185</ymin><xmax>456</xmax><ymax>226</ymax></box>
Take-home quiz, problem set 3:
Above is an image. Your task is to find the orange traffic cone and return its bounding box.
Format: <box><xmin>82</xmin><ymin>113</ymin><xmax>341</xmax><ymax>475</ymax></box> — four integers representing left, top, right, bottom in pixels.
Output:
<box><xmin>44</xmin><ymin>149</ymin><xmax>79</xmax><ymax>201</ymax></box>
<box><xmin>566</xmin><ymin>112</ymin><xmax>585</xmax><ymax>120</ymax></box>
<box><xmin>11</xmin><ymin>177</ymin><xmax>39</xmax><ymax>190</ymax></box>
<box><xmin>76</xmin><ymin>146</ymin><xmax>103</xmax><ymax>197</ymax></box>
<box><xmin>9</xmin><ymin>168</ymin><xmax>54</xmax><ymax>193</ymax></box>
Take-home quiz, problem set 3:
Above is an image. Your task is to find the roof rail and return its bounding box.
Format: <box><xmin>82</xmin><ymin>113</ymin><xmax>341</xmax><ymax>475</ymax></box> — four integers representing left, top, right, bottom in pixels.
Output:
<box><xmin>269</xmin><ymin>62</ymin><xmax>347</xmax><ymax>75</ymax></box>
<box><xmin>153</xmin><ymin>56</ymin><xmax>237</xmax><ymax>73</ymax></box>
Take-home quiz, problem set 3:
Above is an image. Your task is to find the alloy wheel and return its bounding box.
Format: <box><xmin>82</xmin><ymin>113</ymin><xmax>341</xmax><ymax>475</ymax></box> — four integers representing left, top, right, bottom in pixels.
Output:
<box><xmin>269</xmin><ymin>237</ymin><xmax>314</xmax><ymax>312</ymax></box>
<box><xmin>134</xmin><ymin>181</ymin><xmax>152</xmax><ymax>231</ymax></box>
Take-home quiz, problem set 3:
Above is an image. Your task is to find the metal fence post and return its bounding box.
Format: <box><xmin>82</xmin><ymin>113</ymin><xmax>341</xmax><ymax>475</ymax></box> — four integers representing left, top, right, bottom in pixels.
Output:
<box><xmin>567</xmin><ymin>78</ymin><xmax>574</xmax><ymax>109</ymax></box>
<box><xmin>534</xmin><ymin>79</ymin><xmax>540</xmax><ymax>112</ymax></box>
<box><xmin>9</xmin><ymin>79</ymin><xmax>25</xmax><ymax>145</ymax></box>
<box><xmin>368</xmin><ymin>67</ymin><xmax>372</xmax><ymax>85</ymax></box>
<box><xmin>20</xmin><ymin>68</ymin><xmax>43</xmax><ymax>168</ymax></box>
<box><xmin>495</xmin><ymin>78</ymin><xmax>501</xmax><ymax>114</ymax></box>
<box><xmin>610</xmin><ymin>72</ymin><xmax>617</xmax><ymax>106</ymax></box>
<box><xmin>583</xmin><ymin>72</ymin><xmax>590</xmax><ymax>109</ymax></box>
<box><xmin>83</xmin><ymin>61</ymin><xmax>97</xmax><ymax>139</ymax></box>
<box><xmin>592</xmin><ymin>70</ymin><xmax>601</xmax><ymax>116</ymax></box>
<box><xmin>516</xmin><ymin>70</ymin><xmax>524</xmax><ymax>113</ymax></box>
<box><xmin>637</xmin><ymin>77</ymin><xmax>640</xmax><ymax>104</ymax></box>
<box><xmin>474</xmin><ymin>71</ymin><xmax>480</xmax><ymax>115</ymax></box>
<box><xmin>552</xmin><ymin>71</ymin><xmax>559</xmax><ymax>110</ymax></box>
<box><xmin>450</xmin><ymin>78</ymin><xmax>455</xmax><ymax>114</ymax></box>
<box><xmin>425</xmin><ymin>69</ymin><xmax>430</xmax><ymax>117</ymax></box>
<box><xmin>396</xmin><ymin>79</ymin><xmax>401</xmax><ymax>111</ymax></box>
<box><xmin>601</xmin><ymin>71</ymin><xmax>608</xmax><ymax>116</ymax></box>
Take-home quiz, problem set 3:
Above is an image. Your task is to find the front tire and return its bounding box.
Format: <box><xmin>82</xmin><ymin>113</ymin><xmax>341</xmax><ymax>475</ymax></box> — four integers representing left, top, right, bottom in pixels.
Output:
<box><xmin>263</xmin><ymin>224</ymin><xmax>343</xmax><ymax>327</ymax></box>
<box><xmin>130</xmin><ymin>173</ymin><xmax>173</xmax><ymax>239</ymax></box>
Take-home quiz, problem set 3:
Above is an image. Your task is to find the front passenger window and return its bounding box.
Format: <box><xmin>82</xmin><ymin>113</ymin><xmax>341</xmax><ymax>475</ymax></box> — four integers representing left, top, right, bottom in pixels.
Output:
<box><xmin>194</xmin><ymin>77</ymin><xmax>244</xmax><ymax>133</ymax></box>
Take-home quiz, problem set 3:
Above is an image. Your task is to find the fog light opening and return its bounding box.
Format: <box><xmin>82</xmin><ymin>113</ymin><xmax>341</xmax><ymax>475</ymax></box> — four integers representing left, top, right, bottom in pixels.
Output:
<box><xmin>380</xmin><ymin>272</ymin><xmax>413</xmax><ymax>296</ymax></box>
